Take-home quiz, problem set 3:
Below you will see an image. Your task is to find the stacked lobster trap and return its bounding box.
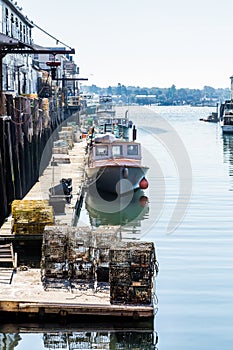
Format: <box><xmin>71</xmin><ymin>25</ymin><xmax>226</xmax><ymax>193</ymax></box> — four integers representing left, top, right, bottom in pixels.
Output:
<box><xmin>58</xmin><ymin>126</ymin><xmax>74</xmax><ymax>150</ymax></box>
<box><xmin>11</xmin><ymin>200</ymin><xmax>54</xmax><ymax>235</ymax></box>
<box><xmin>92</xmin><ymin>226</ymin><xmax>122</xmax><ymax>283</ymax></box>
<box><xmin>109</xmin><ymin>242</ymin><xmax>158</xmax><ymax>305</ymax></box>
<box><xmin>41</xmin><ymin>226</ymin><xmax>121</xmax><ymax>289</ymax></box>
<box><xmin>41</xmin><ymin>226</ymin><xmax>94</xmax><ymax>285</ymax></box>
<box><xmin>52</xmin><ymin>139</ymin><xmax>69</xmax><ymax>155</ymax></box>
<box><xmin>41</xmin><ymin>225</ymin><xmax>158</xmax><ymax>305</ymax></box>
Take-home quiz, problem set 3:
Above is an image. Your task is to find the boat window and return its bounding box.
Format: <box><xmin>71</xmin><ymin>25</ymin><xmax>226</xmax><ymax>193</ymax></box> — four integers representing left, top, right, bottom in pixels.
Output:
<box><xmin>127</xmin><ymin>145</ymin><xmax>138</xmax><ymax>155</ymax></box>
<box><xmin>105</xmin><ymin>125</ymin><xmax>112</xmax><ymax>132</ymax></box>
<box><xmin>96</xmin><ymin>145</ymin><xmax>108</xmax><ymax>156</ymax></box>
<box><xmin>225</xmin><ymin>117</ymin><xmax>233</xmax><ymax>125</ymax></box>
<box><xmin>112</xmin><ymin>145</ymin><xmax>123</xmax><ymax>156</ymax></box>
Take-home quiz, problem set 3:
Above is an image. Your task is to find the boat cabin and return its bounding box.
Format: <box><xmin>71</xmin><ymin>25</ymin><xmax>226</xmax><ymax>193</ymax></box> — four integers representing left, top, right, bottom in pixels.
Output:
<box><xmin>99</xmin><ymin>117</ymin><xmax>129</xmax><ymax>127</ymax></box>
<box><xmin>223</xmin><ymin>115</ymin><xmax>233</xmax><ymax>125</ymax></box>
<box><xmin>98</xmin><ymin>117</ymin><xmax>130</xmax><ymax>134</ymax></box>
<box><xmin>93</xmin><ymin>140</ymin><xmax>142</xmax><ymax>161</ymax></box>
<box><xmin>223</xmin><ymin>108</ymin><xmax>233</xmax><ymax>125</ymax></box>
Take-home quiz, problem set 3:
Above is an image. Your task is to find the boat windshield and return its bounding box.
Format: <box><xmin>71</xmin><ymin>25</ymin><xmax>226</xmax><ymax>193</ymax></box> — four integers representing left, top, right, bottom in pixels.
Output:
<box><xmin>224</xmin><ymin>117</ymin><xmax>233</xmax><ymax>125</ymax></box>
<box><xmin>96</xmin><ymin>145</ymin><xmax>108</xmax><ymax>156</ymax></box>
<box><xmin>112</xmin><ymin>145</ymin><xmax>123</xmax><ymax>156</ymax></box>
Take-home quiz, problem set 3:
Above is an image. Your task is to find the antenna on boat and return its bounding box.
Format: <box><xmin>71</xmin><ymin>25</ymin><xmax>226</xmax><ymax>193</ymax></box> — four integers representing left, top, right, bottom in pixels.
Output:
<box><xmin>90</xmin><ymin>126</ymin><xmax>95</xmax><ymax>147</ymax></box>
<box><xmin>132</xmin><ymin>125</ymin><xmax>137</xmax><ymax>141</ymax></box>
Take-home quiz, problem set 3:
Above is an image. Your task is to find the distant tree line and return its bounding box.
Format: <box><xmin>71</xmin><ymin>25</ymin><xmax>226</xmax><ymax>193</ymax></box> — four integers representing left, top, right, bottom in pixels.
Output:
<box><xmin>82</xmin><ymin>83</ymin><xmax>230</xmax><ymax>106</ymax></box>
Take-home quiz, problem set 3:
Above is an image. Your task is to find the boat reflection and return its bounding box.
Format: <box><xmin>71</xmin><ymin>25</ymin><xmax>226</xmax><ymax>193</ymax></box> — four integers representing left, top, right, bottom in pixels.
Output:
<box><xmin>223</xmin><ymin>134</ymin><xmax>233</xmax><ymax>164</ymax></box>
<box><xmin>85</xmin><ymin>186</ymin><xmax>149</xmax><ymax>228</ymax></box>
<box><xmin>0</xmin><ymin>322</ymin><xmax>158</xmax><ymax>349</ymax></box>
<box><xmin>223</xmin><ymin>134</ymin><xmax>233</xmax><ymax>189</ymax></box>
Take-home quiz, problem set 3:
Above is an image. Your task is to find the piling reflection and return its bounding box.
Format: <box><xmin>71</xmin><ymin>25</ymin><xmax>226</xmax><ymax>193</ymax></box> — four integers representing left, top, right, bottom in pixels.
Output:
<box><xmin>0</xmin><ymin>333</ymin><xmax>21</xmax><ymax>349</ymax></box>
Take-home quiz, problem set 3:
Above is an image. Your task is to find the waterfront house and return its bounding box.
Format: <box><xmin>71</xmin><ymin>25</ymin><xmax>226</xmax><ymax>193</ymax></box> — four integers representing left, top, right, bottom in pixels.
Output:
<box><xmin>0</xmin><ymin>0</ymin><xmax>78</xmax><ymax>98</ymax></box>
<box><xmin>0</xmin><ymin>0</ymin><xmax>36</xmax><ymax>95</ymax></box>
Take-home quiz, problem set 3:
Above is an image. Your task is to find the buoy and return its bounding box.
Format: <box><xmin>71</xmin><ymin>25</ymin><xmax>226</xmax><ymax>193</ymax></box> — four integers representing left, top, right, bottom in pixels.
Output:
<box><xmin>122</xmin><ymin>167</ymin><xmax>129</xmax><ymax>178</ymax></box>
<box><xmin>139</xmin><ymin>177</ymin><xmax>149</xmax><ymax>189</ymax></box>
<box><xmin>139</xmin><ymin>195</ymin><xmax>148</xmax><ymax>207</ymax></box>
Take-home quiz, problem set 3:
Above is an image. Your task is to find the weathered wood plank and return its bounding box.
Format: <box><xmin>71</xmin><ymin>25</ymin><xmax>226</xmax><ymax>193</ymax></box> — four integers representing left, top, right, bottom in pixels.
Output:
<box><xmin>0</xmin><ymin>300</ymin><xmax>154</xmax><ymax>318</ymax></box>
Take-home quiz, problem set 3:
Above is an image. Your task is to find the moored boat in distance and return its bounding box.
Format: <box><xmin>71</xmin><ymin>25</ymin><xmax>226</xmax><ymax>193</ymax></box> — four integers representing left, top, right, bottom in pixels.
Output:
<box><xmin>85</xmin><ymin>133</ymin><xmax>149</xmax><ymax>195</ymax></box>
<box><xmin>96</xmin><ymin>95</ymin><xmax>115</xmax><ymax>115</ymax></box>
<box><xmin>80</xmin><ymin>93</ymin><xmax>99</xmax><ymax>115</ymax></box>
<box><xmin>220</xmin><ymin>102</ymin><xmax>233</xmax><ymax>133</ymax></box>
<box><xmin>199</xmin><ymin>112</ymin><xmax>219</xmax><ymax>123</ymax></box>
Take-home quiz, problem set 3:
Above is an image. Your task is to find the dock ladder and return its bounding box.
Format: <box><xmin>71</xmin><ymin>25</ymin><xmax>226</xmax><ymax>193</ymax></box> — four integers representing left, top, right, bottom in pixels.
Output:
<box><xmin>0</xmin><ymin>243</ymin><xmax>17</xmax><ymax>284</ymax></box>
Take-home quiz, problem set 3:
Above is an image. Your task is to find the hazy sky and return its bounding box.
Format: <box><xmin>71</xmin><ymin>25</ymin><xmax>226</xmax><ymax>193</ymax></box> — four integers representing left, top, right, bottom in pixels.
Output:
<box><xmin>19</xmin><ymin>0</ymin><xmax>233</xmax><ymax>89</ymax></box>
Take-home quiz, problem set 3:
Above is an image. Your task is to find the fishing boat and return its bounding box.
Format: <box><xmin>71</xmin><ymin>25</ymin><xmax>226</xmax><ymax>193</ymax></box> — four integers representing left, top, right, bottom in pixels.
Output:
<box><xmin>97</xmin><ymin>110</ymin><xmax>133</xmax><ymax>139</ymax></box>
<box><xmin>85</xmin><ymin>133</ymin><xmax>149</xmax><ymax>195</ymax></box>
<box><xmin>80</xmin><ymin>93</ymin><xmax>99</xmax><ymax>115</ymax></box>
<box><xmin>95</xmin><ymin>96</ymin><xmax>133</xmax><ymax>139</ymax></box>
<box><xmin>220</xmin><ymin>102</ymin><xmax>233</xmax><ymax>133</ymax></box>
<box><xmin>96</xmin><ymin>95</ymin><xmax>115</xmax><ymax>115</ymax></box>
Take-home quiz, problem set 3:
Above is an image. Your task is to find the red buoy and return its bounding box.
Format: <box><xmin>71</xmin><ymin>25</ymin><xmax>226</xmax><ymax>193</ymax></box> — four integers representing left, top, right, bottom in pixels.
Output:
<box><xmin>139</xmin><ymin>177</ymin><xmax>149</xmax><ymax>189</ymax></box>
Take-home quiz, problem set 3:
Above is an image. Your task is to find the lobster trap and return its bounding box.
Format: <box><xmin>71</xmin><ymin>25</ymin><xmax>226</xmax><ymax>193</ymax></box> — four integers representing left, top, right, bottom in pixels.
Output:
<box><xmin>11</xmin><ymin>200</ymin><xmax>54</xmax><ymax>235</ymax></box>
<box><xmin>109</xmin><ymin>242</ymin><xmax>157</xmax><ymax>305</ymax></box>
<box><xmin>41</xmin><ymin>226</ymin><xmax>95</xmax><ymax>286</ymax></box>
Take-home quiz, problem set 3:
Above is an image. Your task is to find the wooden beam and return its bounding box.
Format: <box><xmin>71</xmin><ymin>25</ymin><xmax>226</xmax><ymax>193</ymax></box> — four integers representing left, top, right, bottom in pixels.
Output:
<box><xmin>0</xmin><ymin>48</ymin><xmax>75</xmax><ymax>55</ymax></box>
<box><xmin>0</xmin><ymin>300</ymin><xmax>154</xmax><ymax>318</ymax></box>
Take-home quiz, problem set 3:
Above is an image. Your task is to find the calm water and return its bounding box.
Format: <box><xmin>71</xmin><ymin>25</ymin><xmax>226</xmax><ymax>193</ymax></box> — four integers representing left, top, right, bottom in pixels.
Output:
<box><xmin>2</xmin><ymin>105</ymin><xmax>233</xmax><ymax>349</ymax></box>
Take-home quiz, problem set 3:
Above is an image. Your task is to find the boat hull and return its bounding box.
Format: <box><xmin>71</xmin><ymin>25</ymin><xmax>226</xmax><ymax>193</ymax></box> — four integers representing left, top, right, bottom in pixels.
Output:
<box><xmin>86</xmin><ymin>165</ymin><xmax>148</xmax><ymax>194</ymax></box>
<box><xmin>221</xmin><ymin>124</ymin><xmax>233</xmax><ymax>133</ymax></box>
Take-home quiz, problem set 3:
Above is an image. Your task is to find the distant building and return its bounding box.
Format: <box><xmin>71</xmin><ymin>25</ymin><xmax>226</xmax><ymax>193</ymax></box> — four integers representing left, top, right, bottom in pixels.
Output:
<box><xmin>135</xmin><ymin>94</ymin><xmax>157</xmax><ymax>105</ymax></box>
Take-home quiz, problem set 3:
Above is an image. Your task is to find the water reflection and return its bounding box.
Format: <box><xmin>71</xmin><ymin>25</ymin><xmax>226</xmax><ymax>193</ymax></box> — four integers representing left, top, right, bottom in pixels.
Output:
<box><xmin>85</xmin><ymin>187</ymin><xmax>149</xmax><ymax>229</ymax></box>
<box><xmin>43</xmin><ymin>330</ymin><xmax>157</xmax><ymax>349</ymax></box>
<box><xmin>223</xmin><ymin>134</ymin><xmax>233</xmax><ymax>167</ymax></box>
<box><xmin>0</xmin><ymin>323</ymin><xmax>158</xmax><ymax>349</ymax></box>
<box><xmin>223</xmin><ymin>134</ymin><xmax>233</xmax><ymax>189</ymax></box>
<box><xmin>0</xmin><ymin>334</ymin><xmax>21</xmax><ymax>349</ymax></box>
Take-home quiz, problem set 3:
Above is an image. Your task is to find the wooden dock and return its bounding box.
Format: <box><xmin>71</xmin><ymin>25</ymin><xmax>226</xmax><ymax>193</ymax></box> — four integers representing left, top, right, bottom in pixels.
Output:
<box><xmin>0</xmin><ymin>127</ymin><xmax>156</xmax><ymax>321</ymax></box>
<box><xmin>0</xmin><ymin>267</ymin><xmax>154</xmax><ymax>319</ymax></box>
<box><xmin>0</xmin><ymin>138</ymin><xmax>86</xmax><ymax>239</ymax></box>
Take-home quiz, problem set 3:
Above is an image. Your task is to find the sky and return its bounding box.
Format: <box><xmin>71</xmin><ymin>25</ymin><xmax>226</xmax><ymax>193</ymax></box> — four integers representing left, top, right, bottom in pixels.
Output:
<box><xmin>18</xmin><ymin>0</ymin><xmax>233</xmax><ymax>89</ymax></box>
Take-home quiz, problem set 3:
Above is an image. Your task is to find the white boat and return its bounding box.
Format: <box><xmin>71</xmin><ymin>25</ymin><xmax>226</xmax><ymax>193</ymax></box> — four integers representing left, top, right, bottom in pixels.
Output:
<box><xmin>97</xmin><ymin>110</ymin><xmax>133</xmax><ymax>140</ymax></box>
<box><xmin>80</xmin><ymin>93</ymin><xmax>99</xmax><ymax>114</ymax></box>
<box><xmin>220</xmin><ymin>103</ymin><xmax>233</xmax><ymax>133</ymax></box>
<box><xmin>96</xmin><ymin>95</ymin><xmax>114</xmax><ymax>115</ymax></box>
<box><xmin>85</xmin><ymin>134</ymin><xmax>149</xmax><ymax>194</ymax></box>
